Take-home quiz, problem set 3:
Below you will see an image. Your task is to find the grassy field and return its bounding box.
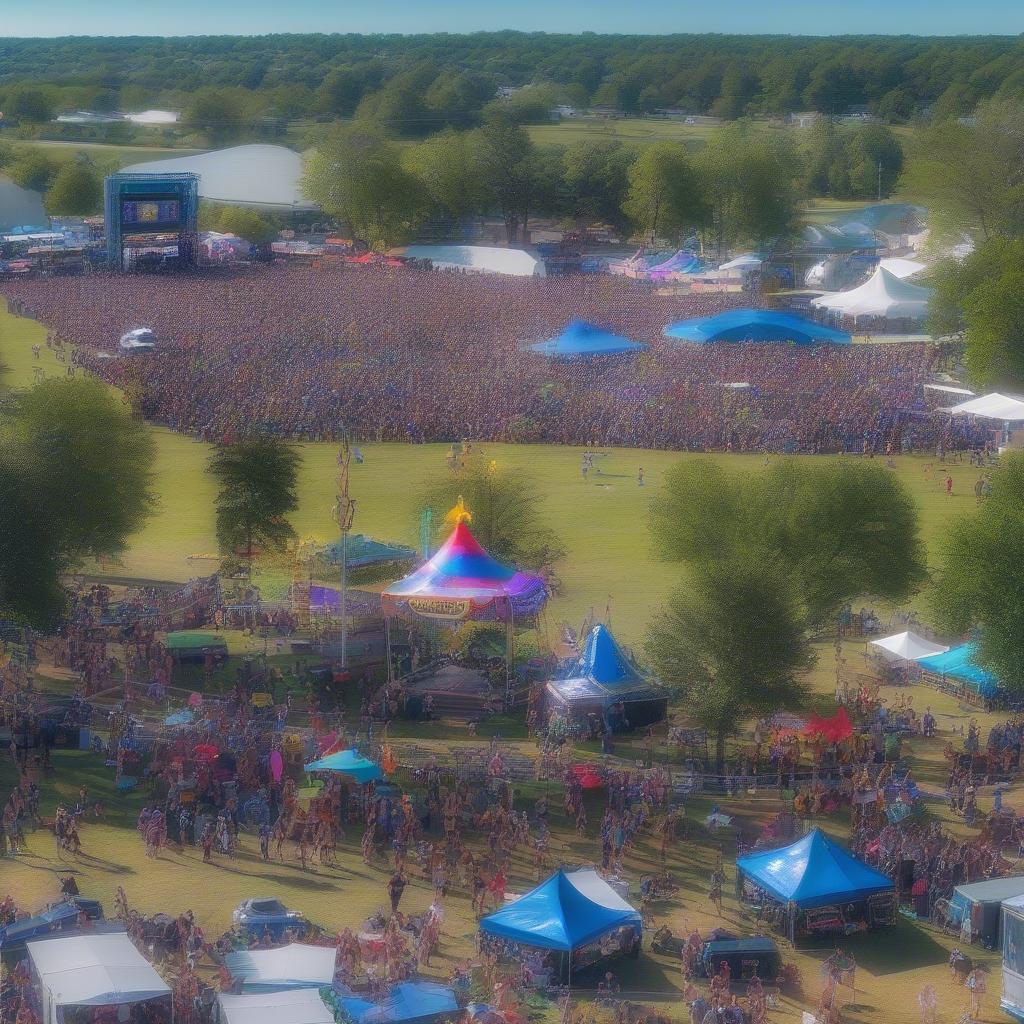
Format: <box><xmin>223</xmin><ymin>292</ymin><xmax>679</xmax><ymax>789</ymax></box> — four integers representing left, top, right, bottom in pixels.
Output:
<box><xmin>527</xmin><ymin>117</ymin><xmax>918</xmax><ymax>152</ymax></box>
<box><xmin>1</xmin><ymin>297</ymin><xmax>1012</xmax><ymax>1023</ymax></box>
<box><xmin>0</xmin><ymin>302</ymin><xmax>979</xmax><ymax>645</ymax></box>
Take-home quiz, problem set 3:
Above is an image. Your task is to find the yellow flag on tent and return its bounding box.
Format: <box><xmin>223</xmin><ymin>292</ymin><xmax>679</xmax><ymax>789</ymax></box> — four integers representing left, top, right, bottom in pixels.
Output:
<box><xmin>445</xmin><ymin>495</ymin><xmax>472</xmax><ymax>526</ymax></box>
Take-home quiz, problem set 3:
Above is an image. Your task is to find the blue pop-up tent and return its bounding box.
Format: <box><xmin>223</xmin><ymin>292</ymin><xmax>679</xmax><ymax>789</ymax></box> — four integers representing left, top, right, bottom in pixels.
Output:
<box><xmin>546</xmin><ymin>625</ymin><xmax>666</xmax><ymax>728</ymax></box>
<box><xmin>358</xmin><ymin>983</ymin><xmax>459</xmax><ymax>1024</ymax></box>
<box><xmin>481</xmin><ymin>868</ymin><xmax>641</xmax><ymax>955</ymax></box>
<box><xmin>304</xmin><ymin>749</ymin><xmax>383</xmax><ymax>783</ymax></box>
<box><xmin>917</xmin><ymin>643</ymin><xmax>999</xmax><ymax>698</ymax></box>
<box><xmin>664</xmin><ymin>308</ymin><xmax>852</xmax><ymax>346</ymax></box>
<box><xmin>737</xmin><ymin>829</ymin><xmax>893</xmax><ymax>914</ymax></box>
<box><xmin>529</xmin><ymin>320</ymin><xmax>648</xmax><ymax>359</ymax></box>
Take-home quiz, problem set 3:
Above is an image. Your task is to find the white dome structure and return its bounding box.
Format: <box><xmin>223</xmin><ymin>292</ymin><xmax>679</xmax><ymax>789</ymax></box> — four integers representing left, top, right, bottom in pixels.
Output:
<box><xmin>811</xmin><ymin>266</ymin><xmax>931</xmax><ymax>319</ymax></box>
<box><xmin>123</xmin><ymin>145</ymin><xmax>315</xmax><ymax>211</ymax></box>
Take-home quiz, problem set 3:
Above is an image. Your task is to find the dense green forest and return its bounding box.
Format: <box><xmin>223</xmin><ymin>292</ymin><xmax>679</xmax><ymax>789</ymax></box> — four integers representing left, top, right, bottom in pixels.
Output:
<box><xmin>1</xmin><ymin>32</ymin><xmax>1023</xmax><ymax>138</ymax></box>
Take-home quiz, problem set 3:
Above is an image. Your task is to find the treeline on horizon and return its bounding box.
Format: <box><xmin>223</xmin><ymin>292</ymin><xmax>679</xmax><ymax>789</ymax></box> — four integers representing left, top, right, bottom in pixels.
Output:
<box><xmin>1</xmin><ymin>31</ymin><xmax>1024</xmax><ymax>130</ymax></box>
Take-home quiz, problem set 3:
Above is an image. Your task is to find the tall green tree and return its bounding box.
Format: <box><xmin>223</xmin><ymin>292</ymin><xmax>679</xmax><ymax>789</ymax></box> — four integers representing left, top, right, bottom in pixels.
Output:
<box><xmin>405</xmin><ymin>130</ymin><xmax>487</xmax><ymax>223</ymax></box>
<box><xmin>562</xmin><ymin>140</ymin><xmax>637</xmax><ymax>230</ymax></box>
<box><xmin>928</xmin><ymin>239</ymin><xmax>1024</xmax><ymax>388</ymax></box>
<box><xmin>44</xmin><ymin>159</ymin><xmax>103</xmax><ymax>216</ymax></box>
<box><xmin>931</xmin><ymin>452</ymin><xmax>1024</xmax><ymax>691</ymax></box>
<box><xmin>209</xmin><ymin>437</ymin><xmax>301</xmax><ymax>563</ymax></box>
<box><xmin>420</xmin><ymin>456</ymin><xmax>565</xmax><ymax>577</ymax></box>
<box><xmin>650</xmin><ymin>459</ymin><xmax>925</xmax><ymax>627</ymax></box>
<box><xmin>7</xmin><ymin>151</ymin><xmax>61</xmax><ymax>192</ymax></box>
<box><xmin>898</xmin><ymin>99</ymin><xmax>1024</xmax><ymax>242</ymax></box>
<box><xmin>622</xmin><ymin>141</ymin><xmax>705</xmax><ymax>243</ymax></box>
<box><xmin>304</xmin><ymin>123</ymin><xmax>427</xmax><ymax>247</ymax></box>
<box><xmin>0</xmin><ymin>377</ymin><xmax>156</xmax><ymax>628</ymax></box>
<box><xmin>185</xmin><ymin>87</ymin><xmax>247</xmax><ymax>146</ymax></box>
<box><xmin>697</xmin><ymin>124</ymin><xmax>799</xmax><ymax>253</ymax></box>
<box><xmin>646</xmin><ymin>555</ymin><xmax>813</xmax><ymax>768</ymax></box>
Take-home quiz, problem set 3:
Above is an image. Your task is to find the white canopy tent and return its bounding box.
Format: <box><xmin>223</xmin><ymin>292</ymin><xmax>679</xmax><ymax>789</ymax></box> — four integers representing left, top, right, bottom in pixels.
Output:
<box><xmin>878</xmin><ymin>257</ymin><xmax>927</xmax><ymax>280</ymax></box>
<box><xmin>28</xmin><ymin>932</ymin><xmax>171</xmax><ymax>1024</ymax></box>
<box><xmin>219</xmin><ymin>988</ymin><xmax>334</xmax><ymax>1024</ymax></box>
<box><xmin>811</xmin><ymin>267</ymin><xmax>932</xmax><ymax>319</ymax></box>
<box><xmin>224</xmin><ymin>943</ymin><xmax>337</xmax><ymax>991</ymax></box>
<box><xmin>870</xmin><ymin>631</ymin><xmax>949</xmax><ymax>662</ymax></box>
<box><xmin>924</xmin><ymin>383</ymin><xmax>975</xmax><ymax>397</ymax></box>
<box><xmin>951</xmin><ymin>393</ymin><xmax>1024</xmax><ymax>421</ymax></box>
<box><xmin>399</xmin><ymin>245</ymin><xmax>544</xmax><ymax>277</ymax></box>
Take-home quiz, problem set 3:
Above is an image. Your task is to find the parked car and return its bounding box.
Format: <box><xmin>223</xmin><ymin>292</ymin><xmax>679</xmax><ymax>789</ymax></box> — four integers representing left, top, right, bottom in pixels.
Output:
<box><xmin>232</xmin><ymin>898</ymin><xmax>309</xmax><ymax>938</ymax></box>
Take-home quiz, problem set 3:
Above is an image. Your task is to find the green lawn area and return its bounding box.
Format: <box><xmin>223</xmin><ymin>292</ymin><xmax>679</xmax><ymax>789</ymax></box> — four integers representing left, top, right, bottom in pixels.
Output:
<box><xmin>1</xmin><ymin>136</ymin><xmax>204</xmax><ymax>167</ymax></box>
<box><xmin>0</xmin><ymin>301</ymin><xmax>976</xmax><ymax>646</ymax></box>
<box><xmin>0</xmin><ymin>297</ymin><xmax>1009</xmax><ymax>1022</ymax></box>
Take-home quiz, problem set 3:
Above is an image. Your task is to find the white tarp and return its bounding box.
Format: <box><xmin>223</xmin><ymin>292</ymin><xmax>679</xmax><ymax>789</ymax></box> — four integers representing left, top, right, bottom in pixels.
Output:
<box><xmin>951</xmin><ymin>393</ymin><xmax>1024</xmax><ymax>421</ymax></box>
<box><xmin>564</xmin><ymin>869</ymin><xmax>638</xmax><ymax>912</ymax></box>
<box><xmin>870</xmin><ymin>631</ymin><xmax>949</xmax><ymax>662</ymax></box>
<box><xmin>400</xmin><ymin>245</ymin><xmax>545</xmax><ymax>277</ymax></box>
<box><xmin>123</xmin><ymin>145</ymin><xmax>314</xmax><ymax>211</ymax></box>
<box><xmin>29</xmin><ymin>932</ymin><xmax>170</xmax><ymax>1024</ymax></box>
<box><xmin>219</xmin><ymin>989</ymin><xmax>333</xmax><ymax>1024</ymax></box>
<box><xmin>878</xmin><ymin>257</ymin><xmax>927</xmax><ymax>280</ymax></box>
<box><xmin>225</xmin><ymin>943</ymin><xmax>336</xmax><ymax>990</ymax></box>
<box><xmin>811</xmin><ymin>266</ymin><xmax>932</xmax><ymax>318</ymax></box>
<box><xmin>718</xmin><ymin>253</ymin><xmax>762</xmax><ymax>270</ymax></box>
<box><xmin>924</xmin><ymin>383</ymin><xmax>975</xmax><ymax>396</ymax></box>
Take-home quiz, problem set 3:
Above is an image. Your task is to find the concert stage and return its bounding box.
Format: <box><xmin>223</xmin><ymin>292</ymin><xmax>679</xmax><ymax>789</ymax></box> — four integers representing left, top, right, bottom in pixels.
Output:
<box><xmin>399</xmin><ymin>662</ymin><xmax>499</xmax><ymax>719</ymax></box>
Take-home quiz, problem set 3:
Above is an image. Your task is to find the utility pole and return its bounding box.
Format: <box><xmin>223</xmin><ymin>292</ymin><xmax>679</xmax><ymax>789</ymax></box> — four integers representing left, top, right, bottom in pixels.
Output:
<box><xmin>333</xmin><ymin>438</ymin><xmax>356</xmax><ymax>668</ymax></box>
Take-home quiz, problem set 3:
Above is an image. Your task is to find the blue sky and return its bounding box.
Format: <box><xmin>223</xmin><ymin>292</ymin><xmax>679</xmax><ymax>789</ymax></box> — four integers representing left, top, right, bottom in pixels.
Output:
<box><xmin>2</xmin><ymin>0</ymin><xmax>1023</xmax><ymax>37</ymax></box>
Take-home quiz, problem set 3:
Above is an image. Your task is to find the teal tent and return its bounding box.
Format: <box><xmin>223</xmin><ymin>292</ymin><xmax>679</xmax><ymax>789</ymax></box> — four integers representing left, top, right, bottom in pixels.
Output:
<box><xmin>304</xmin><ymin>749</ymin><xmax>383</xmax><ymax>783</ymax></box>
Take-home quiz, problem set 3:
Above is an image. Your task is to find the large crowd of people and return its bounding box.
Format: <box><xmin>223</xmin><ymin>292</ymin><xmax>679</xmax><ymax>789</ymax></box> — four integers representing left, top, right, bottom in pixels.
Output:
<box><xmin>1</xmin><ymin>266</ymin><xmax>987</xmax><ymax>453</ymax></box>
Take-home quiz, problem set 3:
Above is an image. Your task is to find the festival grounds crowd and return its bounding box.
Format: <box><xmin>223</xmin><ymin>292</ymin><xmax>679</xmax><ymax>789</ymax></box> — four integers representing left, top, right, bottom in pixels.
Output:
<box><xmin>0</xmin><ymin>266</ymin><xmax>988</xmax><ymax>454</ymax></box>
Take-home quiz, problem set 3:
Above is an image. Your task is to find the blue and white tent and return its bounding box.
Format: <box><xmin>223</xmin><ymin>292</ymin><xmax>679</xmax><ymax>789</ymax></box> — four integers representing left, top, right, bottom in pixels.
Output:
<box><xmin>304</xmin><ymin>749</ymin><xmax>383</xmax><ymax>784</ymax></box>
<box><xmin>737</xmin><ymin>828</ymin><xmax>893</xmax><ymax>910</ymax></box>
<box><xmin>529</xmin><ymin>320</ymin><xmax>647</xmax><ymax>359</ymax></box>
<box><xmin>664</xmin><ymin>308</ymin><xmax>851</xmax><ymax>346</ymax></box>
<box><xmin>480</xmin><ymin>868</ymin><xmax>641</xmax><ymax>952</ymax></box>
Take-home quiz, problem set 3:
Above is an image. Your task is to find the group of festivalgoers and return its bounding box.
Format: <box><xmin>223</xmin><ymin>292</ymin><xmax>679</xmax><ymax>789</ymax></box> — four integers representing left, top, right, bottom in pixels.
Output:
<box><xmin>1</xmin><ymin>267</ymin><xmax>990</xmax><ymax>454</ymax></box>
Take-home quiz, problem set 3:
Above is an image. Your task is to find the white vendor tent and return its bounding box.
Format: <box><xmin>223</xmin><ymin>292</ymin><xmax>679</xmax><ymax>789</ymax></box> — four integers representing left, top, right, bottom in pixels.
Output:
<box><xmin>951</xmin><ymin>393</ymin><xmax>1024</xmax><ymax>421</ymax></box>
<box><xmin>871</xmin><ymin>631</ymin><xmax>949</xmax><ymax>662</ymax></box>
<box><xmin>224</xmin><ymin>943</ymin><xmax>337</xmax><ymax>991</ymax></box>
<box><xmin>924</xmin><ymin>383</ymin><xmax>975</xmax><ymax>397</ymax></box>
<box><xmin>811</xmin><ymin>267</ymin><xmax>932</xmax><ymax>319</ymax></box>
<box><xmin>400</xmin><ymin>245</ymin><xmax>545</xmax><ymax>277</ymax></box>
<box><xmin>878</xmin><ymin>257</ymin><xmax>927</xmax><ymax>280</ymax></box>
<box><xmin>219</xmin><ymin>988</ymin><xmax>334</xmax><ymax>1024</ymax></box>
<box><xmin>123</xmin><ymin>145</ymin><xmax>314</xmax><ymax>211</ymax></box>
<box><xmin>28</xmin><ymin>932</ymin><xmax>171</xmax><ymax>1024</ymax></box>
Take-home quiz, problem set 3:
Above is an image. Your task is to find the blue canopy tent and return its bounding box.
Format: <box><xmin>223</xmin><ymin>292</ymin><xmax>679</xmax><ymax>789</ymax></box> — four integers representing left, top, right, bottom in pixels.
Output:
<box><xmin>322</xmin><ymin>535</ymin><xmax>416</xmax><ymax>569</ymax></box>
<box><xmin>529</xmin><ymin>320</ymin><xmax>648</xmax><ymax>359</ymax></box>
<box><xmin>546</xmin><ymin>625</ymin><xmax>666</xmax><ymax>731</ymax></box>
<box><xmin>918</xmin><ymin>643</ymin><xmax>1000</xmax><ymax>701</ymax></box>
<box><xmin>736</xmin><ymin>829</ymin><xmax>895</xmax><ymax>942</ymax></box>
<box><xmin>358</xmin><ymin>983</ymin><xmax>459</xmax><ymax>1024</ymax></box>
<box><xmin>664</xmin><ymin>309</ymin><xmax>851</xmax><ymax>346</ymax></box>
<box><xmin>480</xmin><ymin>869</ymin><xmax>642</xmax><ymax>979</ymax></box>
<box><xmin>304</xmin><ymin>748</ymin><xmax>383</xmax><ymax>784</ymax></box>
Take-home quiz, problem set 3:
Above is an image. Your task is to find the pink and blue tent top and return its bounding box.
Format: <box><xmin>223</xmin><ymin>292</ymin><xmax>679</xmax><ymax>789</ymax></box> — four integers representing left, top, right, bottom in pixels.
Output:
<box><xmin>304</xmin><ymin>749</ymin><xmax>383</xmax><ymax>783</ymax></box>
<box><xmin>381</xmin><ymin>521</ymin><xmax>547</xmax><ymax>621</ymax></box>
<box><xmin>918</xmin><ymin>642</ymin><xmax>999</xmax><ymax>698</ymax></box>
<box><xmin>736</xmin><ymin>828</ymin><xmax>893</xmax><ymax>909</ymax></box>
<box><xmin>529</xmin><ymin>320</ymin><xmax>647</xmax><ymax>359</ymax></box>
<box><xmin>664</xmin><ymin>309</ymin><xmax>851</xmax><ymax>346</ymax></box>
<box><xmin>648</xmin><ymin>249</ymin><xmax>706</xmax><ymax>278</ymax></box>
<box><xmin>480</xmin><ymin>869</ymin><xmax>642</xmax><ymax>951</ymax></box>
<box><xmin>548</xmin><ymin>625</ymin><xmax>660</xmax><ymax>705</ymax></box>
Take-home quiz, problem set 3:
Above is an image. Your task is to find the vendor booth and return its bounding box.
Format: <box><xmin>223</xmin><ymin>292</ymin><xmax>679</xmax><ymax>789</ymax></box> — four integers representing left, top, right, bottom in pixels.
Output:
<box><xmin>381</xmin><ymin>512</ymin><xmax>548</xmax><ymax>708</ymax></box>
<box><xmin>948</xmin><ymin>877</ymin><xmax>1024</xmax><ymax>949</ymax></box>
<box><xmin>546</xmin><ymin>624</ymin><xmax>666</xmax><ymax>733</ymax></box>
<box><xmin>357</xmin><ymin>982</ymin><xmax>459</xmax><ymax>1024</ymax></box>
<box><xmin>224</xmin><ymin>943</ymin><xmax>337</xmax><ymax>992</ymax></box>
<box><xmin>1002</xmin><ymin>894</ymin><xmax>1024</xmax><ymax>1021</ymax></box>
<box><xmin>480</xmin><ymin>868</ymin><xmax>641</xmax><ymax>981</ymax></box>
<box><xmin>917</xmin><ymin>643</ymin><xmax>1001</xmax><ymax>707</ymax></box>
<box><xmin>736</xmin><ymin>829</ymin><xmax>895</xmax><ymax>944</ymax></box>
<box><xmin>218</xmin><ymin>988</ymin><xmax>334</xmax><ymax>1024</ymax></box>
<box><xmin>28</xmin><ymin>931</ymin><xmax>172</xmax><ymax>1024</ymax></box>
